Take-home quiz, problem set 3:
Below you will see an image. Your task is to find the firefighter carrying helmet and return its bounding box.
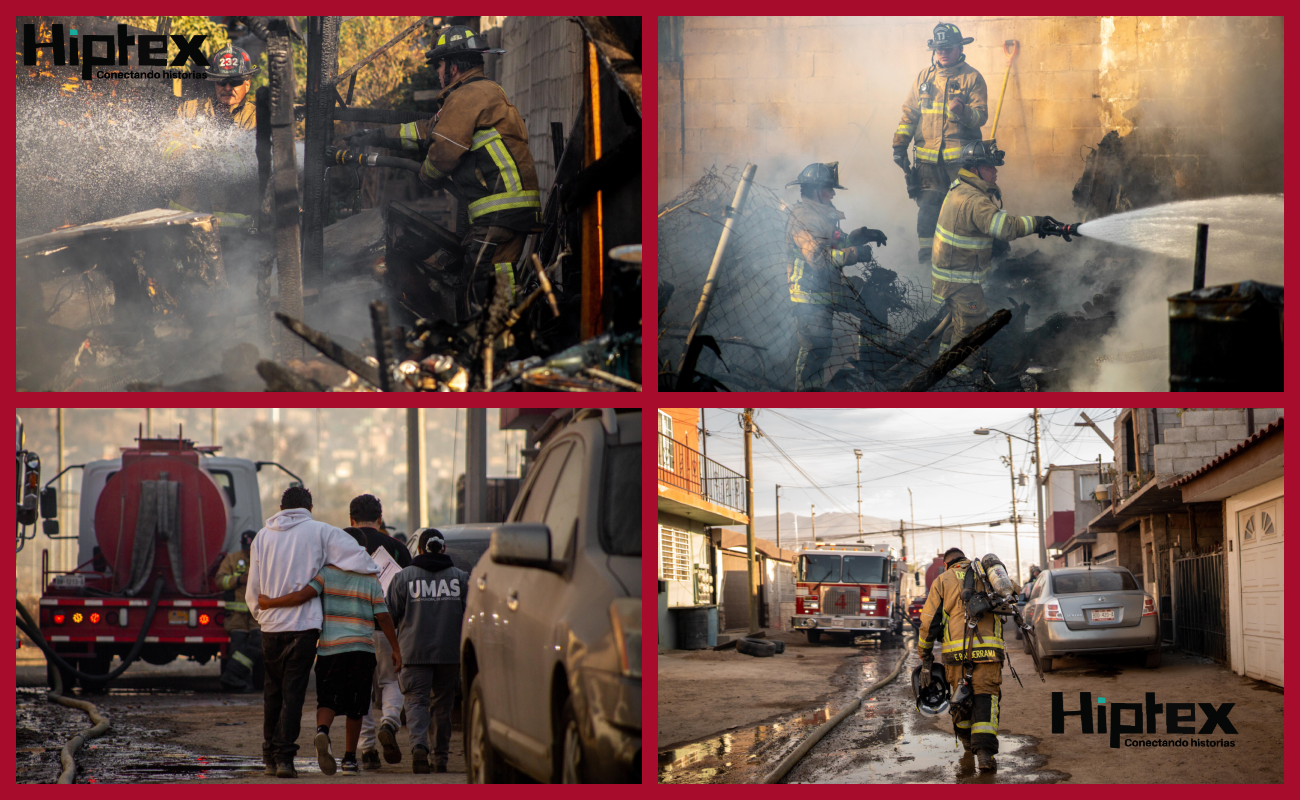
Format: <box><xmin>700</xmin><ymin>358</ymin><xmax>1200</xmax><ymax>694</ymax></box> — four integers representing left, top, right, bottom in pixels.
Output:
<box><xmin>928</xmin><ymin>22</ymin><xmax>974</xmax><ymax>49</ymax></box>
<box><xmin>786</xmin><ymin>162</ymin><xmax>846</xmax><ymax>190</ymax></box>
<box><xmin>959</xmin><ymin>139</ymin><xmax>1006</xmax><ymax>168</ymax></box>
<box><xmin>424</xmin><ymin>25</ymin><xmax>505</xmax><ymax>66</ymax></box>
<box><xmin>912</xmin><ymin>662</ymin><xmax>951</xmax><ymax>716</ymax></box>
<box><xmin>204</xmin><ymin>44</ymin><xmax>259</xmax><ymax>79</ymax></box>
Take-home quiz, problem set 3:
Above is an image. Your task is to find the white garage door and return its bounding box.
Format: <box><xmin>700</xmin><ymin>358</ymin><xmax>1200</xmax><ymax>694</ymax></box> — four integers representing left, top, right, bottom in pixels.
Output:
<box><xmin>1238</xmin><ymin>498</ymin><xmax>1283</xmax><ymax>686</ymax></box>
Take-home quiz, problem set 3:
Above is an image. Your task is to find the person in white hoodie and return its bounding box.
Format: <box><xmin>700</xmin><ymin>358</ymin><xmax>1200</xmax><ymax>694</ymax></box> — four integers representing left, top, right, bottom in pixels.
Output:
<box><xmin>245</xmin><ymin>486</ymin><xmax>380</xmax><ymax>779</ymax></box>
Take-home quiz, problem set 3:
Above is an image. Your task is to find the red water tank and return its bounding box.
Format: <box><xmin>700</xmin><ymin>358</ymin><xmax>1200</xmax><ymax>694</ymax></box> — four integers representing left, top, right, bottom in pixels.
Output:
<box><xmin>94</xmin><ymin>438</ymin><xmax>229</xmax><ymax>595</ymax></box>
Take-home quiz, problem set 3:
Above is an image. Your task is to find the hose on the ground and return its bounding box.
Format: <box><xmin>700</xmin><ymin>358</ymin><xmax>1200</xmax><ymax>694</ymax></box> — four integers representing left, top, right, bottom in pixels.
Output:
<box><xmin>762</xmin><ymin>634</ymin><xmax>916</xmax><ymax>784</ymax></box>
<box><xmin>16</xmin><ymin>578</ymin><xmax>165</xmax><ymax>684</ymax></box>
<box><xmin>46</xmin><ymin>664</ymin><xmax>110</xmax><ymax>784</ymax></box>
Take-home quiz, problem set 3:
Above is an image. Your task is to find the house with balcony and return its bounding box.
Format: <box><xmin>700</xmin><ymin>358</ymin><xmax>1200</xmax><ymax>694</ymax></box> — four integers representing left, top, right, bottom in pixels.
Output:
<box><xmin>657</xmin><ymin>409</ymin><xmax>749</xmax><ymax>650</ymax></box>
<box><xmin>1083</xmin><ymin>408</ymin><xmax>1282</xmax><ymax>667</ymax></box>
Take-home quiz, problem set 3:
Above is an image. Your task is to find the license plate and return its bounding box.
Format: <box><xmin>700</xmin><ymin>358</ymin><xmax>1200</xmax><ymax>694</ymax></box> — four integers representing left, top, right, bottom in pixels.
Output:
<box><xmin>168</xmin><ymin>610</ymin><xmax>190</xmax><ymax>625</ymax></box>
<box><xmin>832</xmin><ymin>618</ymin><xmax>845</xmax><ymax>627</ymax></box>
<box><xmin>52</xmin><ymin>574</ymin><xmax>84</xmax><ymax>588</ymax></box>
<box><xmin>1090</xmin><ymin>609</ymin><xmax>1116</xmax><ymax>622</ymax></box>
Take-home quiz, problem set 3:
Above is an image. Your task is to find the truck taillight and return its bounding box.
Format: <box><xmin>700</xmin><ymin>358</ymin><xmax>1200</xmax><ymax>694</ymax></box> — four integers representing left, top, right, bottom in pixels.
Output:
<box><xmin>88</xmin><ymin>612</ymin><xmax>100</xmax><ymax>624</ymax></box>
<box><xmin>72</xmin><ymin>612</ymin><xmax>83</xmax><ymax>624</ymax></box>
<box><xmin>1044</xmin><ymin>603</ymin><xmax>1063</xmax><ymax>621</ymax></box>
<box><xmin>53</xmin><ymin>613</ymin><xmax>65</xmax><ymax>625</ymax></box>
<box><xmin>199</xmin><ymin>614</ymin><xmax>211</xmax><ymax>626</ymax></box>
<box><xmin>1142</xmin><ymin>596</ymin><xmax>1156</xmax><ymax>617</ymax></box>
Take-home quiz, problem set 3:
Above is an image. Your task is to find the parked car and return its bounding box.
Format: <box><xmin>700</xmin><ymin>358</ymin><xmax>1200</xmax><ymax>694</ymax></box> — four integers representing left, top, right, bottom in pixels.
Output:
<box><xmin>907</xmin><ymin>596</ymin><xmax>926</xmax><ymax>630</ymax></box>
<box><xmin>461</xmin><ymin>409</ymin><xmax>640</xmax><ymax>783</ymax></box>
<box><xmin>1022</xmin><ymin>566</ymin><xmax>1161</xmax><ymax>672</ymax></box>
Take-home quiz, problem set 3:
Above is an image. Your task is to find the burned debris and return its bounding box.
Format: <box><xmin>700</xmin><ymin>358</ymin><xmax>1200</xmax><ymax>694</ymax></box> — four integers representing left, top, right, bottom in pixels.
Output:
<box><xmin>16</xmin><ymin>16</ymin><xmax>642</xmax><ymax>392</ymax></box>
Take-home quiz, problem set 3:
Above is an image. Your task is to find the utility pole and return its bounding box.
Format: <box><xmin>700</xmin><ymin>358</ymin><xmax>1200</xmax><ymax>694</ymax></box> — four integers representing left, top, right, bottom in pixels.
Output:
<box><xmin>811</xmin><ymin>505</ymin><xmax>816</xmax><ymax>544</ymax></box>
<box><xmin>145</xmin><ymin>408</ymin><xmax>152</xmax><ymax>438</ymax></box>
<box><xmin>907</xmin><ymin>487</ymin><xmax>916</xmax><ymax>579</ymax></box>
<box><xmin>465</xmin><ymin>409</ymin><xmax>487</xmax><ymax>523</ymax></box>
<box><xmin>775</xmin><ymin>485</ymin><xmax>781</xmax><ymax>549</ymax></box>
<box><xmin>854</xmin><ymin>449</ymin><xmax>863</xmax><ymax>542</ymax></box>
<box><xmin>407</xmin><ymin>408</ymin><xmax>428</xmax><ymax>534</ymax></box>
<box><xmin>699</xmin><ymin>408</ymin><xmax>707</xmax><ymax>462</ymax></box>
<box><xmin>1033</xmin><ymin>408</ymin><xmax>1048</xmax><ymax>569</ymax></box>
<box><xmin>1004</xmin><ymin>434</ymin><xmax>1022</xmax><ymax>584</ymax></box>
<box><xmin>939</xmin><ymin>514</ymin><xmax>944</xmax><ymax>552</ymax></box>
<box><xmin>211</xmin><ymin>408</ymin><xmax>218</xmax><ymax>445</ymax></box>
<box><xmin>742</xmin><ymin>409</ymin><xmax>759</xmax><ymax>636</ymax></box>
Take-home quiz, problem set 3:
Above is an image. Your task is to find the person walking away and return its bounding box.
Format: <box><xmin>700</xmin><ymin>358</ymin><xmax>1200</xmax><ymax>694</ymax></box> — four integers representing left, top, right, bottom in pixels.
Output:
<box><xmin>348</xmin><ymin>494</ymin><xmax>412</xmax><ymax>568</ymax></box>
<box><xmin>893</xmin><ymin>23</ymin><xmax>988</xmax><ymax>264</ymax></box>
<box><xmin>918</xmin><ymin>547</ymin><xmax>1004</xmax><ymax>771</ymax></box>
<box><xmin>216</xmin><ymin>529</ymin><xmax>262</xmax><ymax>691</ymax></box>
<box><xmin>246</xmin><ymin>486</ymin><xmax>380</xmax><ymax>779</ymax></box>
<box><xmin>385</xmin><ymin>528</ymin><xmax>471</xmax><ymax>773</ymax></box>
<box><xmin>257</xmin><ymin>528</ymin><xmax>401</xmax><ymax>776</ymax></box>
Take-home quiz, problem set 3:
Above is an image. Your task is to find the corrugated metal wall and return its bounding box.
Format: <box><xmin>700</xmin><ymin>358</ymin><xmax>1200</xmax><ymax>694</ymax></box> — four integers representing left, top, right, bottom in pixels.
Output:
<box><xmin>491</xmin><ymin>16</ymin><xmax>585</xmax><ymax>207</ymax></box>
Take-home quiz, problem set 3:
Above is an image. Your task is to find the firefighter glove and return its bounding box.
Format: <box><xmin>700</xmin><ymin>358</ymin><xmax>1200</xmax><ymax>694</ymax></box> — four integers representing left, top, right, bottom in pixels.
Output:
<box><xmin>346</xmin><ymin>128</ymin><xmax>386</xmax><ymax>148</ymax></box>
<box><xmin>892</xmin><ymin>146</ymin><xmax>911</xmax><ymax>172</ymax></box>
<box><xmin>918</xmin><ymin>654</ymin><xmax>934</xmax><ymax>687</ymax></box>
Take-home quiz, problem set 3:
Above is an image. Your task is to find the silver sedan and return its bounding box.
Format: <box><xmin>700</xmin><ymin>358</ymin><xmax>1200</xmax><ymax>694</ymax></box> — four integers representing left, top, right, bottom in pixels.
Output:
<box><xmin>1022</xmin><ymin>566</ymin><xmax>1161</xmax><ymax>672</ymax></box>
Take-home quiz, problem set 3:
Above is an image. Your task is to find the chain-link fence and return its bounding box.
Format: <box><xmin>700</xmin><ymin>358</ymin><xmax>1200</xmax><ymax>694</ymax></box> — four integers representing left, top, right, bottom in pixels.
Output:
<box><xmin>658</xmin><ymin>166</ymin><xmax>991</xmax><ymax>391</ymax></box>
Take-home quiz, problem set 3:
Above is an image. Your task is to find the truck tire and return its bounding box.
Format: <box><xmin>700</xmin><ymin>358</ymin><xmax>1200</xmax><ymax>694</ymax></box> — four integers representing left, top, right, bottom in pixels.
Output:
<box><xmin>737</xmin><ymin>637</ymin><xmax>777</xmax><ymax>657</ymax></box>
<box><xmin>806</xmin><ymin>630</ymin><xmax>822</xmax><ymax>645</ymax></box>
<box><xmin>771</xmin><ymin>640</ymin><xmax>785</xmax><ymax>654</ymax></box>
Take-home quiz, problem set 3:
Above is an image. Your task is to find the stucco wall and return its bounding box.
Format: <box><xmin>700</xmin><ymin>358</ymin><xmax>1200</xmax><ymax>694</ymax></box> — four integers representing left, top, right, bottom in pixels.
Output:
<box><xmin>659</xmin><ymin>16</ymin><xmax>1283</xmax><ymax>253</ymax></box>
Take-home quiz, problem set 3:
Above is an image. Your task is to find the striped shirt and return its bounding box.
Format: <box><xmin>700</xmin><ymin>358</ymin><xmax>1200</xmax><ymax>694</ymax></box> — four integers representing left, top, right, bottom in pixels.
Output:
<box><xmin>308</xmin><ymin>566</ymin><xmax>388</xmax><ymax>656</ymax></box>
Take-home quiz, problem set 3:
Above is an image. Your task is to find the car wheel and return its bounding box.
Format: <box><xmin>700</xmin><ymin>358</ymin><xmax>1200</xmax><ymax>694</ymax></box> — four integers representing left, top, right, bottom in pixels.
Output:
<box><xmin>465</xmin><ymin>675</ymin><xmax>508</xmax><ymax>783</ymax></box>
<box><xmin>1144</xmin><ymin>648</ymin><xmax>1161</xmax><ymax>669</ymax></box>
<box><xmin>737</xmin><ymin>637</ymin><xmax>777</xmax><ymax>657</ymax></box>
<box><xmin>806</xmin><ymin>630</ymin><xmax>821</xmax><ymax>645</ymax></box>
<box><xmin>558</xmin><ymin>696</ymin><xmax>584</xmax><ymax>783</ymax></box>
<box><xmin>1035</xmin><ymin>638</ymin><xmax>1053</xmax><ymax>673</ymax></box>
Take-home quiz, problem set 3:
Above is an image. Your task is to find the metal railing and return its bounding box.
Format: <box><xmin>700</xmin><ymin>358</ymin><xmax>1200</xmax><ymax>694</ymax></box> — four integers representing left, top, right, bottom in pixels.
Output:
<box><xmin>1173</xmin><ymin>551</ymin><xmax>1226</xmax><ymax>663</ymax></box>
<box><xmin>657</xmin><ymin>433</ymin><xmax>746</xmax><ymax>515</ymax></box>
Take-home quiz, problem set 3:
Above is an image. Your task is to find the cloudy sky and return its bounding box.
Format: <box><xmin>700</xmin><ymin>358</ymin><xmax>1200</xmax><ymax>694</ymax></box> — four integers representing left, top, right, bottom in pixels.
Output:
<box><xmin>686</xmin><ymin>407</ymin><xmax>1116</xmax><ymax>575</ymax></box>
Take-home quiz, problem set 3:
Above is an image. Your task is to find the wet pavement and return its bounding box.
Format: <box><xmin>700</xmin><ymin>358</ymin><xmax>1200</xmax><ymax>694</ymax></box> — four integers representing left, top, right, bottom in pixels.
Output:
<box><xmin>17</xmin><ymin>687</ymin><xmax>269</xmax><ymax>784</ymax></box>
<box><xmin>658</xmin><ymin>635</ymin><xmax>1067</xmax><ymax>784</ymax></box>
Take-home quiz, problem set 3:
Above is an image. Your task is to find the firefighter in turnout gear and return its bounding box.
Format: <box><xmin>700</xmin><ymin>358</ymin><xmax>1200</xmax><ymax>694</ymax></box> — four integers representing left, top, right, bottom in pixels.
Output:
<box><xmin>893</xmin><ymin>23</ymin><xmax>989</xmax><ymax>264</ymax></box>
<box><xmin>345</xmin><ymin>26</ymin><xmax>539</xmax><ymax>310</ymax></box>
<box><xmin>162</xmin><ymin>44</ymin><xmax>260</xmax><ymax>230</ymax></box>
<box><xmin>784</xmin><ymin>162</ymin><xmax>888</xmax><ymax>390</ymax></box>
<box><xmin>931</xmin><ymin>140</ymin><xmax>1077</xmax><ymax>372</ymax></box>
<box><xmin>918</xmin><ymin>548</ymin><xmax>1005</xmax><ymax>771</ymax></box>
<box><xmin>217</xmin><ymin>529</ymin><xmax>263</xmax><ymax>692</ymax></box>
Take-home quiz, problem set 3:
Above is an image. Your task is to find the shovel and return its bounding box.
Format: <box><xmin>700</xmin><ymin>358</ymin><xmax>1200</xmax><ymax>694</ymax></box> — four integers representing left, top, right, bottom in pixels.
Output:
<box><xmin>989</xmin><ymin>39</ymin><xmax>1020</xmax><ymax>141</ymax></box>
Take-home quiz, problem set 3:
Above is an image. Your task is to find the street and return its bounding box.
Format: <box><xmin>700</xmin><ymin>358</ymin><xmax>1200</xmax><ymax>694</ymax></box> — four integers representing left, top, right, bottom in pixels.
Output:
<box><xmin>658</xmin><ymin>633</ymin><xmax>1283</xmax><ymax>784</ymax></box>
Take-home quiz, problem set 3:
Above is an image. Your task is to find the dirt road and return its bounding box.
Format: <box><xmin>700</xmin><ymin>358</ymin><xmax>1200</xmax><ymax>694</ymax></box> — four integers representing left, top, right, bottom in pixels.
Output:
<box><xmin>18</xmin><ymin>657</ymin><xmax>465</xmax><ymax>784</ymax></box>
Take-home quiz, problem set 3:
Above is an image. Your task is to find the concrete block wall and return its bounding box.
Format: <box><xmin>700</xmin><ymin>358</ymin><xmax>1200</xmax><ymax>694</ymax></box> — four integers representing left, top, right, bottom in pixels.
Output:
<box><xmin>659</xmin><ymin>16</ymin><xmax>1283</xmax><ymax>264</ymax></box>
<box><xmin>1153</xmin><ymin>408</ymin><xmax>1283</xmax><ymax>479</ymax></box>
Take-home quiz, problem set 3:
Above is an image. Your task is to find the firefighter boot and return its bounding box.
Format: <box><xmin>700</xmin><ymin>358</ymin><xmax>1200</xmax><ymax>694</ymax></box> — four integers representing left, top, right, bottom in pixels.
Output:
<box><xmin>976</xmin><ymin>750</ymin><xmax>996</xmax><ymax>772</ymax></box>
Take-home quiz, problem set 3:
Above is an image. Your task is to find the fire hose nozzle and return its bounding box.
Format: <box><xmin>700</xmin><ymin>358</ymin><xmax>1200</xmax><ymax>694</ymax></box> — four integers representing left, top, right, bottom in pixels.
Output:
<box><xmin>1038</xmin><ymin>216</ymin><xmax>1084</xmax><ymax>242</ymax></box>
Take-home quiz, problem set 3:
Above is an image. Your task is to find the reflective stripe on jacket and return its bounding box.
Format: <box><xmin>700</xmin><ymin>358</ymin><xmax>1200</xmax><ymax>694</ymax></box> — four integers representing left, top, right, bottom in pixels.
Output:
<box><xmin>918</xmin><ymin>559</ymin><xmax>1005</xmax><ymax>663</ymax></box>
<box><xmin>785</xmin><ymin>198</ymin><xmax>857</xmax><ymax>306</ymax></box>
<box><xmin>216</xmin><ymin>550</ymin><xmax>251</xmax><ymax>613</ymax></box>
<box><xmin>380</xmin><ymin>67</ymin><xmax>541</xmax><ymax>231</ymax></box>
<box><xmin>931</xmin><ymin>169</ymin><xmax>1039</xmax><ymax>300</ymax></box>
<box><xmin>894</xmin><ymin>59</ymin><xmax>988</xmax><ymax>164</ymax></box>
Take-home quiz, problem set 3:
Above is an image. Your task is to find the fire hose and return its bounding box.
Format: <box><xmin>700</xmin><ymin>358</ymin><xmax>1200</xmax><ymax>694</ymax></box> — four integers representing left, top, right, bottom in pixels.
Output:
<box><xmin>762</xmin><ymin>634</ymin><xmax>915</xmax><ymax>784</ymax></box>
<box><xmin>15</xmin><ymin>580</ymin><xmax>164</xmax><ymax>783</ymax></box>
<box><xmin>327</xmin><ymin>146</ymin><xmax>423</xmax><ymax>174</ymax></box>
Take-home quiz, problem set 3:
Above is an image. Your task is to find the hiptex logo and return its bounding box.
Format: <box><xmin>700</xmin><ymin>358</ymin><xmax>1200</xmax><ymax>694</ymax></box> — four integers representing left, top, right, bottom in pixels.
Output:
<box><xmin>1053</xmin><ymin>692</ymin><xmax>1237</xmax><ymax>749</ymax></box>
<box><xmin>22</xmin><ymin>24</ymin><xmax>210</xmax><ymax>80</ymax></box>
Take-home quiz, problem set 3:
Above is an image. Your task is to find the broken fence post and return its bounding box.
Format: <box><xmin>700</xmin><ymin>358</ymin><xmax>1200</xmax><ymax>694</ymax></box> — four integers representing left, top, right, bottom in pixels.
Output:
<box><xmin>677</xmin><ymin>162</ymin><xmax>757</xmax><ymax>375</ymax></box>
<box><xmin>899</xmin><ymin>309</ymin><xmax>1012</xmax><ymax>392</ymax></box>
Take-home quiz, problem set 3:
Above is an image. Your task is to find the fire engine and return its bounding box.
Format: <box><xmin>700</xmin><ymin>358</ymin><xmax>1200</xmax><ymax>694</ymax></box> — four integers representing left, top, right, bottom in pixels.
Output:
<box><xmin>36</xmin><ymin>431</ymin><xmax>299</xmax><ymax>689</ymax></box>
<box><xmin>791</xmin><ymin>543</ymin><xmax>905</xmax><ymax>643</ymax></box>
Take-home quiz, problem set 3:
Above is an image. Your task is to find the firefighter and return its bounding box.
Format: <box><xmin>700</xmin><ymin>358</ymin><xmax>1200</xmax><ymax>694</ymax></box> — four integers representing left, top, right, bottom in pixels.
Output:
<box><xmin>346</xmin><ymin>25</ymin><xmax>541</xmax><ymax>312</ymax></box>
<box><xmin>893</xmin><ymin>23</ymin><xmax>988</xmax><ymax>265</ymax></box>
<box><xmin>216</xmin><ymin>529</ymin><xmax>263</xmax><ymax>692</ymax></box>
<box><xmin>162</xmin><ymin>44</ymin><xmax>260</xmax><ymax>231</ymax></box>
<box><xmin>930</xmin><ymin>140</ymin><xmax>1079</xmax><ymax>373</ymax></box>
<box><xmin>784</xmin><ymin>162</ymin><xmax>887</xmax><ymax>390</ymax></box>
<box><xmin>918</xmin><ymin>547</ymin><xmax>1003</xmax><ymax>771</ymax></box>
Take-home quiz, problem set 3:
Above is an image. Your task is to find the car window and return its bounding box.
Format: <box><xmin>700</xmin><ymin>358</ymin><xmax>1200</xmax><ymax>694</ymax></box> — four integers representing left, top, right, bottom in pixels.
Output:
<box><xmin>445</xmin><ymin>538</ymin><xmax>491</xmax><ymax>572</ymax></box>
<box><xmin>600</xmin><ymin>443</ymin><xmax>639</xmax><ymax>556</ymax></box>
<box><xmin>542</xmin><ymin>442</ymin><xmax>586</xmax><ymax>560</ymax></box>
<box><xmin>1031</xmin><ymin>579</ymin><xmax>1046</xmax><ymax>600</ymax></box>
<box><xmin>515</xmin><ymin>441</ymin><xmax>572</xmax><ymax>523</ymax></box>
<box><xmin>209</xmin><ymin>469</ymin><xmax>235</xmax><ymax>505</ymax></box>
<box><xmin>1051</xmin><ymin>570</ymin><xmax>1137</xmax><ymax>594</ymax></box>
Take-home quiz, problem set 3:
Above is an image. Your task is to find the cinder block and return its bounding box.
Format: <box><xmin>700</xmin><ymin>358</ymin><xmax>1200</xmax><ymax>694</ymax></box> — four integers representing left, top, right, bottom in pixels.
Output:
<box><xmin>1173</xmin><ymin>458</ymin><xmax>1205</xmax><ymax>473</ymax></box>
<box><xmin>800</xmin><ymin>77</ymin><xmax>841</xmax><ymax>106</ymax></box>
<box><xmin>1107</xmin><ymin>17</ymin><xmax>1139</xmax><ymax>48</ymax></box>
<box><xmin>1212</xmin><ymin>409</ymin><xmax>1245</xmax><ymax>426</ymax></box>
<box><xmin>1069</xmin><ymin>44</ymin><xmax>1101</xmax><ymax>71</ymax></box>
<box><xmin>1194</xmin><ymin>425</ymin><xmax>1227</xmax><ymax>441</ymax></box>
<box><xmin>1054</xmin><ymin>70</ymin><xmax>1099</xmax><ymax>99</ymax></box>
<box><xmin>796</xmin><ymin>28</ymin><xmax>834</xmax><ymax>53</ymax></box>
<box><xmin>1063</xmin><ymin>17</ymin><xmax>1099</xmax><ymax>45</ymax></box>
<box><xmin>1184</xmin><ymin>440</ymin><xmax>1216</xmax><ymax>458</ymax></box>
<box><xmin>683</xmin><ymin>128</ymin><xmax>703</xmax><ymax>154</ymax></box>
<box><xmin>691</xmin><ymin>79</ymin><xmax>735</xmax><ymax>104</ymax></box>
<box><xmin>761</xmin><ymin>78</ymin><xmax>801</xmax><ymax>105</ymax></box>
<box><xmin>1163</xmin><ymin>426</ymin><xmax>1197</xmax><ymax>443</ymax></box>
<box><xmin>1253</xmin><ymin>409</ymin><xmax>1281</xmax><ymax>427</ymax></box>
<box><xmin>1136</xmin><ymin>16</ymin><xmax>1163</xmax><ymax>42</ymax></box>
<box><xmin>1053</xmin><ymin>127</ymin><xmax>1101</xmax><ymax>156</ymax></box>
<box><xmin>714</xmin><ymin>57</ymin><xmax>749</xmax><ymax>80</ymax></box>
<box><xmin>1036</xmin><ymin>45</ymin><xmax>1071</xmax><ymax>73</ymax></box>
<box><xmin>1154</xmin><ymin>442</ymin><xmax>1187</xmax><ymax>459</ymax></box>
<box><xmin>714</xmin><ymin>102</ymin><xmax>747</xmax><ymax>128</ymax></box>
<box><xmin>1156</xmin><ymin>459</ymin><xmax>1175</xmax><ymax>475</ymax></box>
<box><xmin>1100</xmin><ymin>71</ymin><xmax>1138</xmax><ymax>100</ymax></box>
<box><xmin>1032</xmin><ymin>100</ymin><xmax>1072</xmax><ymax>129</ymax></box>
<box><xmin>684</xmin><ymin>53</ymin><xmax>718</xmax><ymax>80</ymax></box>
<box><xmin>1070</xmin><ymin>102</ymin><xmax>1100</xmax><ymax>129</ymax></box>
<box><xmin>1181</xmin><ymin>410</ymin><xmax>1216</xmax><ymax>426</ymax></box>
<box><xmin>683</xmin><ymin>103</ymin><xmax>715</xmax><ymax>130</ymax></box>
<box><xmin>1221</xmin><ymin>425</ymin><xmax>1249</xmax><ymax>443</ymax></box>
<box><xmin>748</xmin><ymin>103</ymin><xmax>787</xmax><ymax>130</ymax></box>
